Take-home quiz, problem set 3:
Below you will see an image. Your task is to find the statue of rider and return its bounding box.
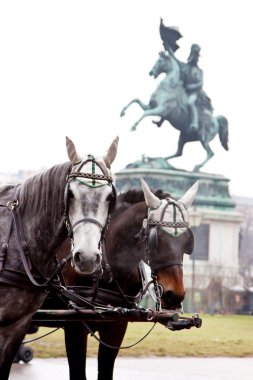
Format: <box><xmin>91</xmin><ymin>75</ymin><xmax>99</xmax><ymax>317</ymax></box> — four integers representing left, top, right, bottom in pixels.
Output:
<box><xmin>153</xmin><ymin>20</ymin><xmax>214</xmax><ymax>131</ymax></box>
<box><xmin>181</xmin><ymin>44</ymin><xmax>203</xmax><ymax>131</ymax></box>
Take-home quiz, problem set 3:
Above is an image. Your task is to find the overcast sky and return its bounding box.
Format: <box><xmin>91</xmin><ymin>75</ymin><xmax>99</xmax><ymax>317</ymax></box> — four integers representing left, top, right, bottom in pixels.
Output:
<box><xmin>0</xmin><ymin>1</ymin><xmax>252</xmax><ymax>197</ymax></box>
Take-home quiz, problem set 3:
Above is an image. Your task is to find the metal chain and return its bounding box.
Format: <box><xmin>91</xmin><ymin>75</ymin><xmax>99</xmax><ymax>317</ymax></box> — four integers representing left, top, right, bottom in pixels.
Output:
<box><xmin>148</xmin><ymin>220</ymin><xmax>189</xmax><ymax>228</ymax></box>
<box><xmin>67</xmin><ymin>172</ymin><xmax>113</xmax><ymax>183</ymax></box>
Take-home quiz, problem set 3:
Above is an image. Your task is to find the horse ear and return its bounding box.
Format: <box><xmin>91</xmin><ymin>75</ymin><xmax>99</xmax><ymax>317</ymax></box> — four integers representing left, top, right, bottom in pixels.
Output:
<box><xmin>66</xmin><ymin>136</ymin><xmax>81</xmax><ymax>164</ymax></box>
<box><xmin>179</xmin><ymin>181</ymin><xmax>199</xmax><ymax>209</ymax></box>
<box><xmin>103</xmin><ymin>136</ymin><xmax>119</xmax><ymax>168</ymax></box>
<box><xmin>140</xmin><ymin>178</ymin><xmax>161</xmax><ymax>209</ymax></box>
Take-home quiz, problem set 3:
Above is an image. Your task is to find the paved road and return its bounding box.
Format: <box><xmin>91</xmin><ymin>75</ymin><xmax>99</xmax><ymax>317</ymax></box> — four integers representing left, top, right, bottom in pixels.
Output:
<box><xmin>10</xmin><ymin>357</ymin><xmax>253</xmax><ymax>380</ymax></box>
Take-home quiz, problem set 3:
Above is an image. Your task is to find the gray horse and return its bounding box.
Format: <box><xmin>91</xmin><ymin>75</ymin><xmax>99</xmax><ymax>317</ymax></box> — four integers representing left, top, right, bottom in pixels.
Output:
<box><xmin>0</xmin><ymin>136</ymin><xmax>118</xmax><ymax>379</ymax></box>
<box><xmin>120</xmin><ymin>51</ymin><xmax>228</xmax><ymax>172</ymax></box>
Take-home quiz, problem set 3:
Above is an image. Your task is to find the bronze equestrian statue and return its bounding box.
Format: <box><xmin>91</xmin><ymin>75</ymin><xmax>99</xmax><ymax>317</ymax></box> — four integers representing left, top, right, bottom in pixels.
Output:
<box><xmin>120</xmin><ymin>19</ymin><xmax>228</xmax><ymax>172</ymax></box>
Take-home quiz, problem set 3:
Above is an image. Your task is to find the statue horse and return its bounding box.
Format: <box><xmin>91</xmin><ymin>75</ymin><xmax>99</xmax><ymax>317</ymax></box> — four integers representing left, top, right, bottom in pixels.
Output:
<box><xmin>120</xmin><ymin>51</ymin><xmax>229</xmax><ymax>172</ymax></box>
<box><xmin>45</xmin><ymin>178</ymin><xmax>198</xmax><ymax>380</ymax></box>
<box><xmin>0</xmin><ymin>136</ymin><xmax>119</xmax><ymax>380</ymax></box>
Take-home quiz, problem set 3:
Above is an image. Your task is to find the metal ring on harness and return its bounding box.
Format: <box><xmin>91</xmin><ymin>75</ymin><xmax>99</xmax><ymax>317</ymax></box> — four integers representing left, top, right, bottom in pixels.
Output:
<box><xmin>7</xmin><ymin>199</ymin><xmax>19</xmax><ymax>211</ymax></box>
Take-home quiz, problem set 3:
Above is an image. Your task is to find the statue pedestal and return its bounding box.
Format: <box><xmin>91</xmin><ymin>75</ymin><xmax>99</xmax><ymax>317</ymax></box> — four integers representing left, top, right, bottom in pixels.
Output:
<box><xmin>115</xmin><ymin>167</ymin><xmax>235</xmax><ymax>210</ymax></box>
<box><xmin>115</xmin><ymin>167</ymin><xmax>243</xmax><ymax>312</ymax></box>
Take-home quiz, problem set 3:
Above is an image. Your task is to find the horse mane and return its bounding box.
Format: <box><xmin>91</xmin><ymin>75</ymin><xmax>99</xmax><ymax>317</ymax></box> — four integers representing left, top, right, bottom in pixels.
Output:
<box><xmin>115</xmin><ymin>188</ymin><xmax>171</xmax><ymax>215</ymax></box>
<box><xmin>118</xmin><ymin>188</ymin><xmax>171</xmax><ymax>203</ymax></box>
<box><xmin>20</xmin><ymin>162</ymin><xmax>72</xmax><ymax>224</ymax></box>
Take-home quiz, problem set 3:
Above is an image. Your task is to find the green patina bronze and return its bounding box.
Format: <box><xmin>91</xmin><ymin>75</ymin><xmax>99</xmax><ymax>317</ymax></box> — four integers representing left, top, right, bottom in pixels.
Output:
<box><xmin>126</xmin><ymin>155</ymin><xmax>175</xmax><ymax>170</ymax></box>
<box><xmin>115</xmin><ymin>167</ymin><xmax>235</xmax><ymax>210</ymax></box>
<box><xmin>121</xmin><ymin>19</ymin><xmax>229</xmax><ymax>172</ymax></box>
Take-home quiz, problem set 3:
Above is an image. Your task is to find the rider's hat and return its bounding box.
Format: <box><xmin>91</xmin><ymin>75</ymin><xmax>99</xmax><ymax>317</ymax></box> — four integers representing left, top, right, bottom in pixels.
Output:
<box><xmin>188</xmin><ymin>44</ymin><xmax>201</xmax><ymax>62</ymax></box>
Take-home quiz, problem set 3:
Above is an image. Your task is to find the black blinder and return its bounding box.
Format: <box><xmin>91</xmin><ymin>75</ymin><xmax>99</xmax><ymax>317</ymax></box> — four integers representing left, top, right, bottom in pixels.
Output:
<box><xmin>148</xmin><ymin>227</ymin><xmax>158</xmax><ymax>252</ymax></box>
<box><xmin>184</xmin><ymin>228</ymin><xmax>194</xmax><ymax>255</ymax></box>
<box><xmin>63</xmin><ymin>182</ymin><xmax>70</xmax><ymax>216</ymax></box>
<box><xmin>108</xmin><ymin>184</ymin><xmax>117</xmax><ymax>215</ymax></box>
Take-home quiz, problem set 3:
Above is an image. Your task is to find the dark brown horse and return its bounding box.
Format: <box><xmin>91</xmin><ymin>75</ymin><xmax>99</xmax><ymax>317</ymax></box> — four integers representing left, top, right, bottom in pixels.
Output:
<box><xmin>44</xmin><ymin>179</ymin><xmax>198</xmax><ymax>380</ymax></box>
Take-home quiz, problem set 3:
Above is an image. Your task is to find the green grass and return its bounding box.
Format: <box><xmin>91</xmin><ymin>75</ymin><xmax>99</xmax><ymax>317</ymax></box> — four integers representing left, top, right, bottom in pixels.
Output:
<box><xmin>26</xmin><ymin>314</ymin><xmax>253</xmax><ymax>358</ymax></box>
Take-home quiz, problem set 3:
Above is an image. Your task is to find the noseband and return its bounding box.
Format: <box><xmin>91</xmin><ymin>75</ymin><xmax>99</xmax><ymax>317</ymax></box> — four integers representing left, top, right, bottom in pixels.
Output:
<box><xmin>64</xmin><ymin>156</ymin><xmax>117</xmax><ymax>243</ymax></box>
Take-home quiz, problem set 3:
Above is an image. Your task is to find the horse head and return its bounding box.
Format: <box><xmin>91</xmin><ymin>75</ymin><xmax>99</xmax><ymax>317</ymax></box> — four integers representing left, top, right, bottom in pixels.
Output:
<box><xmin>149</xmin><ymin>51</ymin><xmax>172</xmax><ymax>79</ymax></box>
<box><xmin>141</xmin><ymin>178</ymin><xmax>198</xmax><ymax>310</ymax></box>
<box><xmin>65</xmin><ymin>136</ymin><xmax>118</xmax><ymax>275</ymax></box>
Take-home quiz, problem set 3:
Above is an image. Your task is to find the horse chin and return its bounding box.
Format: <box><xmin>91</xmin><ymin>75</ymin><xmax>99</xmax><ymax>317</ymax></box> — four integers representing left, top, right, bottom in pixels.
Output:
<box><xmin>72</xmin><ymin>261</ymin><xmax>102</xmax><ymax>276</ymax></box>
<box><xmin>73</xmin><ymin>265</ymin><xmax>90</xmax><ymax>276</ymax></box>
<box><xmin>161</xmin><ymin>299</ymin><xmax>183</xmax><ymax>312</ymax></box>
<box><xmin>149</xmin><ymin>72</ymin><xmax>157</xmax><ymax>79</ymax></box>
<box><xmin>160</xmin><ymin>289</ymin><xmax>185</xmax><ymax>311</ymax></box>
<box><xmin>161</xmin><ymin>306</ymin><xmax>183</xmax><ymax>315</ymax></box>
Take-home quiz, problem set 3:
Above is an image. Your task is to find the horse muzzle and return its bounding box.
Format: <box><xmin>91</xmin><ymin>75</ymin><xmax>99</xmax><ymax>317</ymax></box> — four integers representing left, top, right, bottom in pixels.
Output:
<box><xmin>149</xmin><ymin>70</ymin><xmax>157</xmax><ymax>78</ymax></box>
<box><xmin>161</xmin><ymin>289</ymin><xmax>185</xmax><ymax>310</ymax></box>
<box><xmin>72</xmin><ymin>250</ymin><xmax>102</xmax><ymax>275</ymax></box>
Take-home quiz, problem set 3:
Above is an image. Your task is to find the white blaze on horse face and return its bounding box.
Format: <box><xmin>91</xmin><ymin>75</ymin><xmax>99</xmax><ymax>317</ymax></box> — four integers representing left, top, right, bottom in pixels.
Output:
<box><xmin>68</xmin><ymin>175</ymin><xmax>112</xmax><ymax>275</ymax></box>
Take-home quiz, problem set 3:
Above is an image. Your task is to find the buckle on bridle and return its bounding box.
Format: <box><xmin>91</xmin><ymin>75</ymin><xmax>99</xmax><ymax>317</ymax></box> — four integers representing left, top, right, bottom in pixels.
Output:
<box><xmin>7</xmin><ymin>199</ymin><xmax>19</xmax><ymax>211</ymax></box>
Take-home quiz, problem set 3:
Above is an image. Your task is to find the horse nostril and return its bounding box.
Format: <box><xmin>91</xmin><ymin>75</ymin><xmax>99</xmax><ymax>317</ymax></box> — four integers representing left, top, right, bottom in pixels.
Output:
<box><xmin>72</xmin><ymin>251</ymin><xmax>101</xmax><ymax>274</ymax></box>
<box><xmin>164</xmin><ymin>290</ymin><xmax>174</xmax><ymax>299</ymax></box>
<box><xmin>74</xmin><ymin>252</ymin><xmax>101</xmax><ymax>266</ymax></box>
<box><xmin>74</xmin><ymin>251</ymin><xmax>81</xmax><ymax>265</ymax></box>
<box><xmin>164</xmin><ymin>290</ymin><xmax>184</xmax><ymax>304</ymax></box>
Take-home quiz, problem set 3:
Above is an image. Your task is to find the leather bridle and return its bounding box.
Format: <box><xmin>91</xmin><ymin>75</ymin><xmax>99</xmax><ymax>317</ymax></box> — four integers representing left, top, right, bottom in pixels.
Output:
<box><xmin>137</xmin><ymin>198</ymin><xmax>193</xmax><ymax>310</ymax></box>
<box><xmin>143</xmin><ymin>199</ymin><xmax>192</xmax><ymax>267</ymax></box>
<box><xmin>63</xmin><ymin>156</ymin><xmax>117</xmax><ymax>247</ymax></box>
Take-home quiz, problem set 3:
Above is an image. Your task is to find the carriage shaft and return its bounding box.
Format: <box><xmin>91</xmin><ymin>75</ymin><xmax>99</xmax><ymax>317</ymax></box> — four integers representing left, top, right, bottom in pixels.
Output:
<box><xmin>31</xmin><ymin>308</ymin><xmax>202</xmax><ymax>330</ymax></box>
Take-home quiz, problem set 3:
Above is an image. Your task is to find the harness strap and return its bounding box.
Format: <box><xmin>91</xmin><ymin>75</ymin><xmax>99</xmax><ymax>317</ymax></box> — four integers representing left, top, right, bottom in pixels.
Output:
<box><xmin>0</xmin><ymin>244</ymin><xmax>8</xmax><ymax>272</ymax></box>
<box><xmin>0</xmin><ymin>189</ymin><xmax>72</xmax><ymax>290</ymax></box>
<box><xmin>14</xmin><ymin>200</ymin><xmax>32</xmax><ymax>271</ymax></box>
<box><xmin>0</xmin><ymin>267</ymin><xmax>50</xmax><ymax>291</ymax></box>
<box><xmin>141</xmin><ymin>279</ymin><xmax>155</xmax><ymax>296</ymax></box>
<box><xmin>111</xmin><ymin>274</ymin><xmax>140</xmax><ymax>307</ymax></box>
<box><xmin>101</xmin><ymin>240</ymin><xmax>113</xmax><ymax>283</ymax></box>
<box><xmin>51</xmin><ymin>285</ymin><xmax>95</xmax><ymax>308</ymax></box>
<box><xmin>66</xmin><ymin>285</ymin><xmax>142</xmax><ymax>308</ymax></box>
<box><xmin>0</xmin><ymin>203</ymin><xmax>14</xmax><ymax>272</ymax></box>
